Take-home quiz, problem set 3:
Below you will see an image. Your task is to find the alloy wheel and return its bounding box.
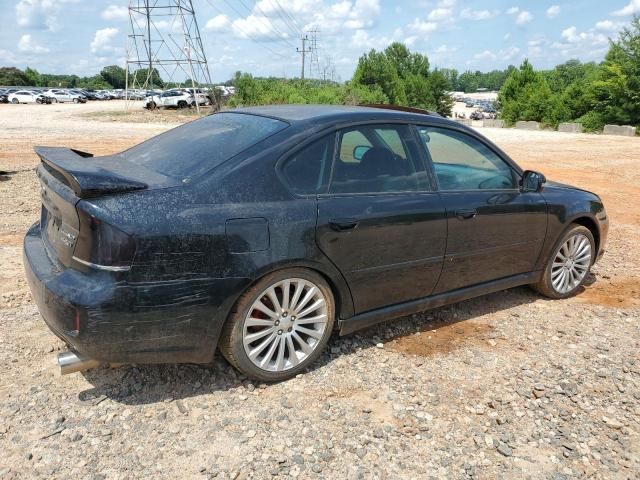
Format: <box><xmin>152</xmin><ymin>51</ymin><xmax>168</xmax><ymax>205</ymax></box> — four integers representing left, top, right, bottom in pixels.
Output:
<box><xmin>242</xmin><ymin>278</ymin><xmax>328</xmax><ymax>372</ymax></box>
<box><xmin>551</xmin><ymin>233</ymin><xmax>592</xmax><ymax>294</ymax></box>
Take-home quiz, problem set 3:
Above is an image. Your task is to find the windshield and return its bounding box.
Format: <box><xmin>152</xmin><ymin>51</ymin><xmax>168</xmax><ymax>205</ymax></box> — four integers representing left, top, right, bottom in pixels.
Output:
<box><xmin>117</xmin><ymin>112</ymin><xmax>288</xmax><ymax>179</ymax></box>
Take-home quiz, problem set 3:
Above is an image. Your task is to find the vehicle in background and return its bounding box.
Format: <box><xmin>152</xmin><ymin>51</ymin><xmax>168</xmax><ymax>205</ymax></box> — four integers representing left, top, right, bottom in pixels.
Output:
<box><xmin>43</xmin><ymin>89</ymin><xmax>86</xmax><ymax>103</ymax></box>
<box><xmin>169</xmin><ymin>87</ymin><xmax>209</xmax><ymax>106</ymax></box>
<box><xmin>144</xmin><ymin>90</ymin><xmax>195</xmax><ymax>109</ymax></box>
<box><xmin>0</xmin><ymin>89</ymin><xmax>8</xmax><ymax>103</ymax></box>
<box><xmin>8</xmin><ymin>90</ymin><xmax>46</xmax><ymax>104</ymax></box>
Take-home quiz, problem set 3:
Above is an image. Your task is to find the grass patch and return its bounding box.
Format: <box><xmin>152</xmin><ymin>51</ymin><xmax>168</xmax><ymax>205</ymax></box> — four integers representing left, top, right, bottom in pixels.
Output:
<box><xmin>79</xmin><ymin>107</ymin><xmax>213</xmax><ymax>124</ymax></box>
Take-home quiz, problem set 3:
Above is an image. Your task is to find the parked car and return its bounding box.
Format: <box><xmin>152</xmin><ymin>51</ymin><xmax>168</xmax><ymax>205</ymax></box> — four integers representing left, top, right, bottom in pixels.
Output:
<box><xmin>8</xmin><ymin>90</ymin><xmax>46</xmax><ymax>104</ymax></box>
<box><xmin>0</xmin><ymin>89</ymin><xmax>8</xmax><ymax>103</ymax></box>
<box><xmin>170</xmin><ymin>88</ymin><xmax>209</xmax><ymax>106</ymax></box>
<box><xmin>144</xmin><ymin>90</ymin><xmax>195</xmax><ymax>109</ymax></box>
<box><xmin>43</xmin><ymin>89</ymin><xmax>86</xmax><ymax>103</ymax></box>
<box><xmin>24</xmin><ymin>105</ymin><xmax>608</xmax><ymax>381</ymax></box>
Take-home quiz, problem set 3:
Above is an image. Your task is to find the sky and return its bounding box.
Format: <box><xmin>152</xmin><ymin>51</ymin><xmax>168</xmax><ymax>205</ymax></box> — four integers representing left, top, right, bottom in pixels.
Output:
<box><xmin>0</xmin><ymin>0</ymin><xmax>639</xmax><ymax>83</ymax></box>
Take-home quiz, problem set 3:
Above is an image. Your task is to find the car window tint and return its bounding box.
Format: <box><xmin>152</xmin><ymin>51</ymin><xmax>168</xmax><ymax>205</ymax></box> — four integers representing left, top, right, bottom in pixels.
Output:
<box><xmin>118</xmin><ymin>112</ymin><xmax>288</xmax><ymax>180</ymax></box>
<box><xmin>339</xmin><ymin>130</ymin><xmax>371</xmax><ymax>163</ymax></box>
<box><xmin>418</xmin><ymin>127</ymin><xmax>517</xmax><ymax>191</ymax></box>
<box><xmin>330</xmin><ymin>124</ymin><xmax>424</xmax><ymax>194</ymax></box>
<box><xmin>281</xmin><ymin>134</ymin><xmax>334</xmax><ymax>195</ymax></box>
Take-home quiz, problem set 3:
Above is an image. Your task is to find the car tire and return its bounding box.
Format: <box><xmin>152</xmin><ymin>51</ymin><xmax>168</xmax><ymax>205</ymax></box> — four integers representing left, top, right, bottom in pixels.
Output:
<box><xmin>532</xmin><ymin>224</ymin><xmax>595</xmax><ymax>299</ymax></box>
<box><xmin>11</xmin><ymin>98</ymin><xmax>18</xmax><ymax>104</ymax></box>
<box><xmin>147</xmin><ymin>101</ymin><xmax>156</xmax><ymax>110</ymax></box>
<box><xmin>177</xmin><ymin>101</ymin><xmax>187</xmax><ymax>109</ymax></box>
<box><xmin>219</xmin><ymin>268</ymin><xmax>335</xmax><ymax>382</ymax></box>
<box><xmin>51</xmin><ymin>98</ymin><xmax>57</xmax><ymax>103</ymax></box>
<box><xmin>73</xmin><ymin>98</ymin><xmax>78</xmax><ymax>104</ymax></box>
<box><xmin>36</xmin><ymin>98</ymin><xmax>42</xmax><ymax>104</ymax></box>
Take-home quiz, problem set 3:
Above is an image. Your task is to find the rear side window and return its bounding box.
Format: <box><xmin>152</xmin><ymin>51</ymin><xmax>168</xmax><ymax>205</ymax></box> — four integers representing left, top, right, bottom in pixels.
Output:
<box><xmin>281</xmin><ymin>134</ymin><xmax>334</xmax><ymax>195</ymax></box>
<box><xmin>118</xmin><ymin>113</ymin><xmax>288</xmax><ymax>180</ymax></box>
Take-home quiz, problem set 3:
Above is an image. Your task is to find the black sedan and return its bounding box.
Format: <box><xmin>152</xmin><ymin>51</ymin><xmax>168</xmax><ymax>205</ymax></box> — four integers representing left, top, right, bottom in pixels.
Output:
<box><xmin>24</xmin><ymin>105</ymin><xmax>608</xmax><ymax>381</ymax></box>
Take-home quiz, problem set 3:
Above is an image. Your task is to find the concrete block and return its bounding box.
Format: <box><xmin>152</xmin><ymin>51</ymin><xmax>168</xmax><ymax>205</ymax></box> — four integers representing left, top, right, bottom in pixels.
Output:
<box><xmin>455</xmin><ymin>119</ymin><xmax>472</xmax><ymax>126</ymax></box>
<box><xmin>558</xmin><ymin>122</ymin><xmax>583</xmax><ymax>133</ymax></box>
<box><xmin>515</xmin><ymin>121</ymin><xmax>540</xmax><ymax>130</ymax></box>
<box><xmin>603</xmin><ymin>125</ymin><xmax>636</xmax><ymax>137</ymax></box>
<box><xmin>483</xmin><ymin>119</ymin><xmax>505</xmax><ymax>128</ymax></box>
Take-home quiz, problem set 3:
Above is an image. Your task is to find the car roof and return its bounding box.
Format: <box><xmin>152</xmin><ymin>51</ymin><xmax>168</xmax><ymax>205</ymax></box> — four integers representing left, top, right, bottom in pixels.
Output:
<box><xmin>232</xmin><ymin>104</ymin><xmax>454</xmax><ymax>128</ymax></box>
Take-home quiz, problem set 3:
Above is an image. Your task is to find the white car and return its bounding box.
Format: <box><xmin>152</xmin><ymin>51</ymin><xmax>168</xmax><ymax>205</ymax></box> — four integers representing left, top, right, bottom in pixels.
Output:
<box><xmin>170</xmin><ymin>88</ymin><xmax>210</xmax><ymax>106</ymax></box>
<box><xmin>43</xmin><ymin>89</ymin><xmax>85</xmax><ymax>103</ymax></box>
<box><xmin>8</xmin><ymin>90</ymin><xmax>46</xmax><ymax>104</ymax></box>
<box><xmin>144</xmin><ymin>90</ymin><xmax>195</xmax><ymax>109</ymax></box>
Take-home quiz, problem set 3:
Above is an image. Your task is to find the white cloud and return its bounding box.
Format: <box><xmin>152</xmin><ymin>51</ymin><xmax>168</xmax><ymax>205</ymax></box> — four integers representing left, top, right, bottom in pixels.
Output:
<box><xmin>612</xmin><ymin>0</ymin><xmax>640</xmax><ymax>16</ymax></box>
<box><xmin>18</xmin><ymin>34</ymin><xmax>49</xmax><ymax>54</ymax></box>
<box><xmin>407</xmin><ymin>19</ymin><xmax>439</xmax><ymax>35</ymax></box>
<box><xmin>556</xmin><ymin>25</ymin><xmax>609</xmax><ymax>58</ymax></box>
<box><xmin>428</xmin><ymin>7</ymin><xmax>453</xmax><ymax>21</ymax></box>
<box><xmin>506</xmin><ymin>7</ymin><xmax>520</xmax><ymax>15</ymax></box>
<box><xmin>101</xmin><ymin>5</ymin><xmax>128</xmax><ymax>21</ymax></box>
<box><xmin>594</xmin><ymin>20</ymin><xmax>624</xmax><ymax>31</ymax></box>
<box><xmin>205</xmin><ymin>14</ymin><xmax>230</xmax><ymax>32</ymax></box>
<box><xmin>546</xmin><ymin>5</ymin><xmax>560</xmax><ymax>19</ymax></box>
<box><xmin>90</xmin><ymin>27</ymin><xmax>120</xmax><ymax>54</ymax></box>
<box><xmin>232</xmin><ymin>15</ymin><xmax>290</xmax><ymax>41</ymax></box>
<box><xmin>515</xmin><ymin>11</ymin><xmax>533</xmax><ymax>26</ymax></box>
<box><xmin>473</xmin><ymin>46</ymin><xmax>520</xmax><ymax>63</ymax></box>
<box><xmin>16</xmin><ymin>0</ymin><xmax>54</xmax><ymax>31</ymax></box>
<box><xmin>460</xmin><ymin>8</ymin><xmax>500</xmax><ymax>20</ymax></box>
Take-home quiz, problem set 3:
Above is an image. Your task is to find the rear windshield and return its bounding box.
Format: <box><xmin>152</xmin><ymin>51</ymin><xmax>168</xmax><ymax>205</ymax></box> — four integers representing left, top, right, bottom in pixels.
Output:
<box><xmin>117</xmin><ymin>112</ymin><xmax>288</xmax><ymax>179</ymax></box>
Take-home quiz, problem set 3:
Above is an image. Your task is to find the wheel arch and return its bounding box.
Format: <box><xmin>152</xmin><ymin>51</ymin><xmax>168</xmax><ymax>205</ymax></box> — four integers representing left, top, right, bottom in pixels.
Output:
<box><xmin>569</xmin><ymin>215</ymin><xmax>600</xmax><ymax>255</ymax></box>
<box><xmin>239</xmin><ymin>259</ymin><xmax>354</xmax><ymax>323</ymax></box>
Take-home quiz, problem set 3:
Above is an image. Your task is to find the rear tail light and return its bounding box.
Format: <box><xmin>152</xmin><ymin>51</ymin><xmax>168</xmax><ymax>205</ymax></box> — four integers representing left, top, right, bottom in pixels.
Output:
<box><xmin>72</xmin><ymin>212</ymin><xmax>136</xmax><ymax>271</ymax></box>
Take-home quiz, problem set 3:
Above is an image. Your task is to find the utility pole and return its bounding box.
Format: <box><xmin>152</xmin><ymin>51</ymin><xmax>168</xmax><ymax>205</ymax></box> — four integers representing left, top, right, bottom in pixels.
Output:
<box><xmin>296</xmin><ymin>35</ymin><xmax>311</xmax><ymax>80</ymax></box>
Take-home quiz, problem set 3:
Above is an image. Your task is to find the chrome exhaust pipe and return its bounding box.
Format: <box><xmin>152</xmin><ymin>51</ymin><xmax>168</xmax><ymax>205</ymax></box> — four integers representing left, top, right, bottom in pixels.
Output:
<box><xmin>57</xmin><ymin>351</ymin><xmax>100</xmax><ymax>375</ymax></box>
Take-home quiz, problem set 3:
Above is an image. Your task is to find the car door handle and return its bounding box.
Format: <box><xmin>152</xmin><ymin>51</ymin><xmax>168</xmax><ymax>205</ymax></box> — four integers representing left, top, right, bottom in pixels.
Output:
<box><xmin>329</xmin><ymin>218</ymin><xmax>359</xmax><ymax>232</ymax></box>
<box><xmin>455</xmin><ymin>209</ymin><xmax>478</xmax><ymax>220</ymax></box>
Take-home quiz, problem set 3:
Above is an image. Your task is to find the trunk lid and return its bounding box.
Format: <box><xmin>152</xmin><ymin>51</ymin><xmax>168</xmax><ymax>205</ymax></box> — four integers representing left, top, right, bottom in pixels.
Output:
<box><xmin>35</xmin><ymin>147</ymin><xmax>175</xmax><ymax>269</ymax></box>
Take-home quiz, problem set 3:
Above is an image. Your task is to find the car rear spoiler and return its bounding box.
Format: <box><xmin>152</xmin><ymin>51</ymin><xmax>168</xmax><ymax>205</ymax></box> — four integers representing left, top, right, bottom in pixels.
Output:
<box><xmin>34</xmin><ymin>146</ymin><xmax>149</xmax><ymax>198</ymax></box>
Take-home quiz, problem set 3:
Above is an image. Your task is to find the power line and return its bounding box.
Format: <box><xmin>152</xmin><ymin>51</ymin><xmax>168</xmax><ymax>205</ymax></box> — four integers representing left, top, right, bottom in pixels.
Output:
<box><xmin>267</xmin><ymin>0</ymin><xmax>303</xmax><ymax>36</ymax></box>
<box><xmin>272</xmin><ymin>0</ymin><xmax>304</xmax><ymax>35</ymax></box>
<box><xmin>232</xmin><ymin>0</ymin><xmax>298</xmax><ymax>49</ymax></box>
<box><xmin>204</xmin><ymin>0</ymin><xmax>289</xmax><ymax>59</ymax></box>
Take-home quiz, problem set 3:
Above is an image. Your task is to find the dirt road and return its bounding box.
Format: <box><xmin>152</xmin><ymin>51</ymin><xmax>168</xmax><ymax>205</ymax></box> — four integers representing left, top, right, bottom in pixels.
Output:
<box><xmin>0</xmin><ymin>102</ymin><xmax>638</xmax><ymax>479</ymax></box>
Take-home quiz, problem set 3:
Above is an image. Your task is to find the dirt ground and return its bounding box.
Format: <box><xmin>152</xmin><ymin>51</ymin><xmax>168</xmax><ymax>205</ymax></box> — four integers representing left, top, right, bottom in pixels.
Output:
<box><xmin>0</xmin><ymin>101</ymin><xmax>638</xmax><ymax>479</ymax></box>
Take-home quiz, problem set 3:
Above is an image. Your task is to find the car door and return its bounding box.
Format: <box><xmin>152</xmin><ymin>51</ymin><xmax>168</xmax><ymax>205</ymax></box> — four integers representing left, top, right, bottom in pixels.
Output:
<box><xmin>416</xmin><ymin>125</ymin><xmax>547</xmax><ymax>294</ymax></box>
<box><xmin>315</xmin><ymin>123</ymin><xmax>447</xmax><ymax>314</ymax></box>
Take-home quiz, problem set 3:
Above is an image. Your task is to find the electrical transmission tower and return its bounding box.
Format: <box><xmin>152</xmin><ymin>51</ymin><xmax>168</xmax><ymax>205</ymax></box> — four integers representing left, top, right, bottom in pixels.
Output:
<box><xmin>296</xmin><ymin>28</ymin><xmax>320</xmax><ymax>80</ymax></box>
<box><xmin>308</xmin><ymin>27</ymin><xmax>320</xmax><ymax>79</ymax></box>
<box><xmin>125</xmin><ymin>0</ymin><xmax>212</xmax><ymax>109</ymax></box>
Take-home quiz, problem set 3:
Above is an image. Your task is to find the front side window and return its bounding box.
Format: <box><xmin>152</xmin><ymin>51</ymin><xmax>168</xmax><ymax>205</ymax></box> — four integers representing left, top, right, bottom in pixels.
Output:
<box><xmin>281</xmin><ymin>134</ymin><xmax>334</xmax><ymax>195</ymax></box>
<box><xmin>417</xmin><ymin>127</ymin><xmax>517</xmax><ymax>191</ymax></box>
<box><xmin>330</xmin><ymin>124</ymin><xmax>425</xmax><ymax>194</ymax></box>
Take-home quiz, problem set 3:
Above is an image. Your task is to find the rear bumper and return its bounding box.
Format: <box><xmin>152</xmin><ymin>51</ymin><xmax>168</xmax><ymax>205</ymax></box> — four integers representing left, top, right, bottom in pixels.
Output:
<box><xmin>24</xmin><ymin>222</ymin><xmax>249</xmax><ymax>364</ymax></box>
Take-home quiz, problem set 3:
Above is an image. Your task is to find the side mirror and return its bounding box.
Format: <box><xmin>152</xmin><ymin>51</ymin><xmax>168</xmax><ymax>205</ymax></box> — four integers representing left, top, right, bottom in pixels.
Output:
<box><xmin>521</xmin><ymin>170</ymin><xmax>546</xmax><ymax>192</ymax></box>
<box><xmin>353</xmin><ymin>145</ymin><xmax>370</xmax><ymax>161</ymax></box>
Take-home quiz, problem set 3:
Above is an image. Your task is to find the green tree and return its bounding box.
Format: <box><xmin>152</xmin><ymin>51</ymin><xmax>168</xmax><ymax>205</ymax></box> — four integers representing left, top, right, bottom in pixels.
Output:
<box><xmin>24</xmin><ymin>67</ymin><xmax>42</xmax><ymax>86</ymax></box>
<box><xmin>498</xmin><ymin>59</ymin><xmax>556</xmax><ymax>125</ymax></box>
<box><xmin>100</xmin><ymin>65</ymin><xmax>126</xmax><ymax>89</ymax></box>
<box><xmin>131</xmin><ymin>67</ymin><xmax>164</xmax><ymax>88</ymax></box>
<box><xmin>0</xmin><ymin>67</ymin><xmax>29</xmax><ymax>86</ymax></box>
<box><xmin>589</xmin><ymin>15</ymin><xmax>640</xmax><ymax>128</ymax></box>
<box><xmin>425</xmin><ymin>69</ymin><xmax>454</xmax><ymax>116</ymax></box>
<box><xmin>353</xmin><ymin>49</ymin><xmax>407</xmax><ymax>104</ymax></box>
<box><xmin>383</xmin><ymin>42</ymin><xmax>429</xmax><ymax>79</ymax></box>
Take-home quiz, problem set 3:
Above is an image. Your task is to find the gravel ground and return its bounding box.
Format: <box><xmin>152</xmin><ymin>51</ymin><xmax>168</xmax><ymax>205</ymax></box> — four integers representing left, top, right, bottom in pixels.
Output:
<box><xmin>0</xmin><ymin>102</ymin><xmax>638</xmax><ymax>479</ymax></box>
